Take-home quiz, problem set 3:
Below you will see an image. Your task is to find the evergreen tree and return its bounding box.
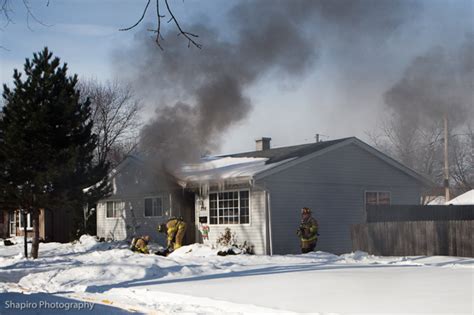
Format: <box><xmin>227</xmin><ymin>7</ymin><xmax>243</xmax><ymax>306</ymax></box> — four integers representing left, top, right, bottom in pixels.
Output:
<box><xmin>0</xmin><ymin>48</ymin><xmax>110</xmax><ymax>258</ymax></box>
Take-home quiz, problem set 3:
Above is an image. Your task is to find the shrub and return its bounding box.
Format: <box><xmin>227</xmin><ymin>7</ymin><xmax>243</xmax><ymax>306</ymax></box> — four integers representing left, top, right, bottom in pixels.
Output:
<box><xmin>216</xmin><ymin>227</ymin><xmax>254</xmax><ymax>255</ymax></box>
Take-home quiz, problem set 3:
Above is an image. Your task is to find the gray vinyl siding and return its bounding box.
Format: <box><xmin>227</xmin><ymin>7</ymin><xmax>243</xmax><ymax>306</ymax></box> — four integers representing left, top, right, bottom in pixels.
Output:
<box><xmin>258</xmin><ymin>143</ymin><xmax>423</xmax><ymax>255</ymax></box>
<box><xmin>96</xmin><ymin>159</ymin><xmax>172</xmax><ymax>243</ymax></box>
<box><xmin>196</xmin><ymin>187</ymin><xmax>267</xmax><ymax>255</ymax></box>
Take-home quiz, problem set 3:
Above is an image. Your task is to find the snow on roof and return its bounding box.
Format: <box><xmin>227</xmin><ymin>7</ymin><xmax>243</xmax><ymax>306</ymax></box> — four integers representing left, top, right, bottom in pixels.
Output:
<box><xmin>175</xmin><ymin>156</ymin><xmax>294</xmax><ymax>185</ymax></box>
<box><xmin>446</xmin><ymin>189</ymin><xmax>474</xmax><ymax>205</ymax></box>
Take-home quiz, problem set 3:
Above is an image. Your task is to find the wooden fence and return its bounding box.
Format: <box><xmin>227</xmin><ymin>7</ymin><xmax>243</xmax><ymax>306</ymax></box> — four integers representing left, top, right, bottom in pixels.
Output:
<box><xmin>366</xmin><ymin>205</ymin><xmax>474</xmax><ymax>222</ymax></box>
<box><xmin>351</xmin><ymin>220</ymin><xmax>473</xmax><ymax>257</ymax></box>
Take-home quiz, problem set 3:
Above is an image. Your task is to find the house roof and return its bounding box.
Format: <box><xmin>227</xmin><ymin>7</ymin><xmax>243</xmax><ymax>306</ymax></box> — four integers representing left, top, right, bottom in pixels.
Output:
<box><xmin>225</xmin><ymin>137</ymin><xmax>352</xmax><ymax>164</ymax></box>
<box><xmin>447</xmin><ymin>189</ymin><xmax>474</xmax><ymax>205</ymax></box>
<box><xmin>177</xmin><ymin>137</ymin><xmax>432</xmax><ymax>187</ymax></box>
<box><xmin>175</xmin><ymin>156</ymin><xmax>295</xmax><ymax>186</ymax></box>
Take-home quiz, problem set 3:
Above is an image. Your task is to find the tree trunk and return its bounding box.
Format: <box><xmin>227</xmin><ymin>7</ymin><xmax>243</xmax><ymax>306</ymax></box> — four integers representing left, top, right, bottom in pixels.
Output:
<box><xmin>23</xmin><ymin>210</ymin><xmax>28</xmax><ymax>259</ymax></box>
<box><xmin>30</xmin><ymin>208</ymin><xmax>40</xmax><ymax>259</ymax></box>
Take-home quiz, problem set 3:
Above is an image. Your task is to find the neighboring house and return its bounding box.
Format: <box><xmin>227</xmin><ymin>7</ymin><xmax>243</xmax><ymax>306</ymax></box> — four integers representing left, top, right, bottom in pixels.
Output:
<box><xmin>446</xmin><ymin>189</ymin><xmax>474</xmax><ymax>205</ymax></box>
<box><xmin>0</xmin><ymin>208</ymin><xmax>71</xmax><ymax>242</ymax></box>
<box><xmin>96</xmin><ymin>137</ymin><xmax>430</xmax><ymax>254</ymax></box>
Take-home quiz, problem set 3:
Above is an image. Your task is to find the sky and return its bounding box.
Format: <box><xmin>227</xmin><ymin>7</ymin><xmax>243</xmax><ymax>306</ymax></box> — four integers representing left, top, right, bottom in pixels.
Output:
<box><xmin>0</xmin><ymin>0</ymin><xmax>472</xmax><ymax>156</ymax></box>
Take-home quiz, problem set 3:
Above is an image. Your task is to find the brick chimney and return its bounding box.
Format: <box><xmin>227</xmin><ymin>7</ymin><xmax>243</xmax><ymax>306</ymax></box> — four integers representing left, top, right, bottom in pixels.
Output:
<box><xmin>256</xmin><ymin>137</ymin><xmax>271</xmax><ymax>151</ymax></box>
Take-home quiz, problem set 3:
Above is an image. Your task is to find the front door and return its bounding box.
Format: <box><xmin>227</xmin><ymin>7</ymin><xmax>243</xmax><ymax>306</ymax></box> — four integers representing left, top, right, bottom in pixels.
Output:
<box><xmin>9</xmin><ymin>211</ymin><xmax>16</xmax><ymax>236</ymax></box>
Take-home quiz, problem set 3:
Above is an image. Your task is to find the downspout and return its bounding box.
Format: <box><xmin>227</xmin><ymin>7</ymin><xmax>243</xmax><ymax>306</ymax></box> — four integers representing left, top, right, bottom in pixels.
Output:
<box><xmin>169</xmin><ymin>193</ymin><xmax>173</xmax><ymax>217</ymax></box>
<box><xmin>266</xmin><ymin>190</ymin><xmax>273</xmax><ymax>256</ymax></box>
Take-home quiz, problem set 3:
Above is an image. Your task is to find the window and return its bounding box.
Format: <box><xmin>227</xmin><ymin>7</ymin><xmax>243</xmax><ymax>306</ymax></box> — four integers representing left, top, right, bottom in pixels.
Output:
<box><xmin>144</xmin><ymin>197</ymin><xmax>163</xmax><ymax>217</ymax></box>
<box><xmin>365</xmin><ymin>191</ymin><xmax>391</xmax><ymax>208</ymax></box>
<box><xmin>18</xmin><ymin>212</ymin><xmax>33</xmax><ymax>230</ymax></box>
<box><xmin>106</xmin><ymin>201</ymin><xmax>124</xmax><ymax>218</ymax></box>
<box><xmin>209</xmin><ymin>190</ymin><xmax>250</xmax><ymax>225</ymax></box>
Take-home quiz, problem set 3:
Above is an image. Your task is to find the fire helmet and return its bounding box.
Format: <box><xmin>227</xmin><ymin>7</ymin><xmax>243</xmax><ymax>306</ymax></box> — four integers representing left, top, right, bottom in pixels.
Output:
<box><xmin>301</xmin><ymin>207</ymin><xmax>312</xmax><ymax>215</ymax></box>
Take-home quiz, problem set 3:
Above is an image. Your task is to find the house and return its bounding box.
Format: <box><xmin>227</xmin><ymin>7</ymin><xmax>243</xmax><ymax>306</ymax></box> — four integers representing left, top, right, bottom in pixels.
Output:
<box><xmin>96</xmin><ymin>137</ymin><xmax>430</xmax><ymax>255</ymax></box>
<box><xmin>95</xmin><ymin>155</ymin><xmax>195</xmax><ymax>245</ymax></box>
<box><xmin>0</xmin><ymin>208</ymin><xmax>72</xmax><ymax>242</ymax></box>
<box><xmin>446</xmin><ymin>189</ymin><xmax>474</xmax><ymax>205</ymax></box>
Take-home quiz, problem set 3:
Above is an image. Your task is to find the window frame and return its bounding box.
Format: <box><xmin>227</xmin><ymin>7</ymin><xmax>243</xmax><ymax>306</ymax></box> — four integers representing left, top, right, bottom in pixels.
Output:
<box><xmin>105</xmin><ymin>200</ymin><xmax>124</xmax><ymax>219</ymax></box>
<box><xmin>208</xmin><ymin>189</ymin><xmax>251</xmax><ymax>226</ymax></box>
<box><xmin>144</xmin><ymin>196</ymin><xmax>164</xmax><ymax>218</ymax></box>
<box><xmin>365</xmin><ymin>190</ymin><xmax>391</xmax><ymax>210</ymax></box>
<box><xmin>18</xmin><ymin>212</ymin><xmax>33</xmax><ymax>230</ymax></box>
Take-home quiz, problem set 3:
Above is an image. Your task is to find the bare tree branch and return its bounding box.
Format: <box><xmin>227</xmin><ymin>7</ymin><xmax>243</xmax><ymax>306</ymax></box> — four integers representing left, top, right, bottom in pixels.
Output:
<box><xmin>120</xmin><ymin>0</ymin><xmax>201</xmax><ymax>49</ymax></box>
<box><xmin>1</xmin><ymin>0</ymin><xmax>14</xmax><ymax>28</ymax></box>
<box><xmin>369</xmin><ymin>111</ymin><xmax>473</xmax><ymax>196</ymax></box>
<box><xmin>163</xmin><ymin>0</ymin><xmax>201</xmax><ymax>49</ymax></box>
<box><xmin>22</xmin><ymin>0</ymin><xmax>51</xmax><ymax>29</ymax></box>
<box><xmin>78</xmin><ymin>79</ymin><xmax>141</xmax><ymax>167</ymax></box>
<box><xmin>119</xmin><ymin>0</ymin><xmax>151</xmax><ymax>32</ymax></box>
<box><xmin>1</xmin><ymin>0</ymin><xmax>50</xmax><ymax>33</ymax></box>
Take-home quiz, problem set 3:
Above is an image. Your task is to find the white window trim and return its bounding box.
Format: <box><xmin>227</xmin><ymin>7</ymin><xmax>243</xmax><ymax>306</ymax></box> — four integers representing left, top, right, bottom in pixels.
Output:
<box><xmin>144</xmin><ymin>196</ymin><xmax>164</xmax><ymax>218</ymax></box>
<box><xmin>105</xmin><ymin>200</ymin><xmax>125</xmax><ymax>219</ymax></box>
<box><xmin>364</xmin><ymin>190</ymin><xmax>391</xmax><ymax>210</ymax></box>
<box><xmin>18</xmin><ymin>212</ymin><xmax>33</xmax><ymax>230</ymax></box>
<box><xmin>9</xmin><ymin>212</ymin><xmax>17</xmax><ymax>236</ymax></box>
<box><xmin>208</xmin><ymin>189</ymin><xmax>251</xmax><ymax>226</ymax></box>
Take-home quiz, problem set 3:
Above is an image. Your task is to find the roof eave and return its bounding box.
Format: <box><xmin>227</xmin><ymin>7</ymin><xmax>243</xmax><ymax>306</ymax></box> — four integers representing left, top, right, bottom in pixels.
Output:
<box><xmin>177</xmin><ymin>175</ymin><xmax>254</xmax><ymax>190</ymax></box>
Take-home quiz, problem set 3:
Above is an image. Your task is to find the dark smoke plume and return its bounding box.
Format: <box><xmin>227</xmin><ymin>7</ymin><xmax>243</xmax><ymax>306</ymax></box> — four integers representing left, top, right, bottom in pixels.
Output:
<box><xmin>384</xmin><ymin>35</ymin><xmax>474</xmax><ymax>129</ymax></box>
<box><xmin>114</xmin><ymin>0</ymin><xmax>421</xmax><ymax>170</ymax></box>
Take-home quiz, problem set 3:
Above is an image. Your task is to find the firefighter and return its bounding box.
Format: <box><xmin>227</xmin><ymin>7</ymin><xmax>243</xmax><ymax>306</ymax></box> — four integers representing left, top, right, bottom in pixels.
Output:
<box><xmin>130</xmin><ymin>235</ymin><xmax>150</xmax><ymax>254</ymax></box>
<box><xmin>157</xmin><ymin>217</ymin><xmax>187</xmax><ymax>254</ymax></box>
<box><xmin>297</xmin><ymin>207</ymin><xmax>319</xmax><ymax>254</ymax></box>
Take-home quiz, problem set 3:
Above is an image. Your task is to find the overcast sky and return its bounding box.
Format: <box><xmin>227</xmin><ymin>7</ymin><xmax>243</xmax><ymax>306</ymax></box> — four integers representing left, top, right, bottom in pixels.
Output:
<box><xmin>1</xmin><ymin>0</ymin><xmax>472</xmax><ymax>155</ymax></box>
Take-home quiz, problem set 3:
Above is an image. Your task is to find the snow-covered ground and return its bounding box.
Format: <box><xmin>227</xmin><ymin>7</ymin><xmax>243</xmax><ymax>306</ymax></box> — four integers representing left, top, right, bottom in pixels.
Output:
<box><xmin>1</xmin><ymin>236</ymin><xmax>473</xmax><ymax>314</ymax></box>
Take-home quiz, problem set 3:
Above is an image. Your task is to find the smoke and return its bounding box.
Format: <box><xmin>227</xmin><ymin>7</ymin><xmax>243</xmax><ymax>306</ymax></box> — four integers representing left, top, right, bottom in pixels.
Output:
<box><xmin>384</xmin><ymin>35</ymin><xmax>474</xmax><ymax>129</ymax></box>
<box><xmin>113</xmin><ymin>0</ymin><xmax>423</xmax><ymax>170</ymax></box>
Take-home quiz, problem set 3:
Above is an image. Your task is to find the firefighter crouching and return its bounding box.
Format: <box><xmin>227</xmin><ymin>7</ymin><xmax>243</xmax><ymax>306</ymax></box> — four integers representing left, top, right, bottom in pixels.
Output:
<box><xmin>157</xmin><ymin>217</ymin><xmax>186</xmax><ymax>255</ymax></box>
<box><xmin>297</xmin><ymin>207</ymin><xmax>319</xmax><ymax>254</ymax></box>
<box><xmin>130</xmin><ymin>235</ymin><xmax>150</xmax><ymax>254</ymax></box>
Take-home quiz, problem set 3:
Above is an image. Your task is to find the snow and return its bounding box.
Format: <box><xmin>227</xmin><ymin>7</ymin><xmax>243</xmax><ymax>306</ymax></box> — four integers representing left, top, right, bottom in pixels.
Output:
<box><xmin>176</xmin><ymin>156</ymin><xmax>294</xmax><ymax>184</ymax></box>
<box><xmin>447</xmin><ymin>189</ymin><xmax>474</xmax><ymax>205</ymax></box>
<box><xmin>1</xmin><ymin>237</ymin><xmax>473</xmax><ymax>314</ymax></box>
<box><xmin>427</xmin><ymin>195</ymin><xmax>445</xmax><ymax>205</ymax></box>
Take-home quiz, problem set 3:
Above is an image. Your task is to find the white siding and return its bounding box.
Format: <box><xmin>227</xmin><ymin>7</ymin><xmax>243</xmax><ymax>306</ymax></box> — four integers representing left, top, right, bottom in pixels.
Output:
<box><xmin>96</xmin><ymin>158</ymin><xmax>174</xmax><ymax>243</ymax></box>
<box><xmin>97</xmin><ymin>194</ymin><xmax>172</xmax><ymax>244</ymax></box>
<box><xmin>96</xmin><ymin>201</ymin><xmax>127</xmax><ymax>240</ymax></box>
<box><xmin>195</xmin><ymin>188</ymin><xmax>267</xmax><ymax>255</ymax></box>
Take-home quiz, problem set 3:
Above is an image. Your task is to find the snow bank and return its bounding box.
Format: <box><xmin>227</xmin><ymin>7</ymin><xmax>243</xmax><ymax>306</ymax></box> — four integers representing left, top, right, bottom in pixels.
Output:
<box><xmin>1</xmin><ymin>237</ymin><xmax>473</xmax><ymax>314</ymax></box>
<box><xmin>168</xmin><ymin>244</ymin><xmax>218</xmax><ymax>258</ymax></box>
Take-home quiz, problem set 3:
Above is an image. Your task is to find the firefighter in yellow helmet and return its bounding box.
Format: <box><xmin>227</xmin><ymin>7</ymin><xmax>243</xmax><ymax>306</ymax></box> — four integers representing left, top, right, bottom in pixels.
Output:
<box><xmin>297</xmin><ymin>207</ymin><xmax>319</xmax><ymax>254</ymax></box>
<box><xmin>157</xmin><ymin>217</ymin><xmax>187</xmax><ymax>254</ymax></box>
<box><xmin>130</xmin><ymin>235</ymin><xmax>150</xmax><ymax>254</ymax></box>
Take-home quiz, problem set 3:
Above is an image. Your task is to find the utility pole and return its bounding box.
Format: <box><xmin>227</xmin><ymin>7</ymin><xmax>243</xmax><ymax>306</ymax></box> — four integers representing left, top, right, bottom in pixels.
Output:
<box><xmin>444</xmin><ymin>114</ymin><xmax>450</xmax><ymax>202</ymax></box>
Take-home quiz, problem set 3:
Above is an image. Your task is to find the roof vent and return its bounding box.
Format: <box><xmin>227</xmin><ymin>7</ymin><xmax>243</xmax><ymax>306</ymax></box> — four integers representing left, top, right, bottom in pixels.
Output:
<box><xmin>256</xmin><ymin>137</ymin><xmax>271</xmax><ymax>151</ymax></box>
